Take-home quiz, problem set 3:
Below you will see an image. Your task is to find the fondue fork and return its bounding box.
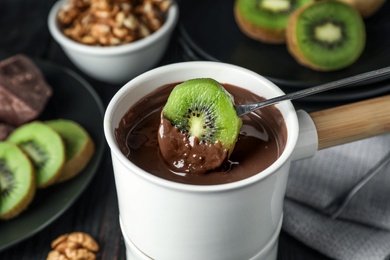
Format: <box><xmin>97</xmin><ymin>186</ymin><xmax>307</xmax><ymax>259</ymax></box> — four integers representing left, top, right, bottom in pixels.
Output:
<box><xmin>235</xmin><ymin>66</ymin><xmax>390</xmax><ymax>116</ymax></box>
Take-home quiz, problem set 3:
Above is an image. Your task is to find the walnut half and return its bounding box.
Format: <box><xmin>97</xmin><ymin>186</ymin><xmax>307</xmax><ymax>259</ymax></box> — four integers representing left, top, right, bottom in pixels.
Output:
<box><xmin>47</xmin><ymin>232</ymin><xmax>99</xmax><ymax>260</ymax></box>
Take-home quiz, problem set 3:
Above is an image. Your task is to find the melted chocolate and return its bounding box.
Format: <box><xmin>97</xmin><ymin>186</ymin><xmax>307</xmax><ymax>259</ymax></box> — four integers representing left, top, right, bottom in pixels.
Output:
<box><xmin>115</xmin><ymin>83</ymin><xmax>287</xmax><ymax>185</ymax></box>
<box><xmin>158</xmin><ymin>114</ymin><xmax>230</xmax><ymax>175</ymax></box>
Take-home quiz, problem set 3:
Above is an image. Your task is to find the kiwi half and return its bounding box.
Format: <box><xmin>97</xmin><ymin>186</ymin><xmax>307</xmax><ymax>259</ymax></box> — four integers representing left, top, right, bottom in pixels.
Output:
<box><xmin>234</xmin><ymin>0</ymin><xmax>314</xmax><ymax>43</ymax></box>
<box><xmin>7</xmin><ymin>121</ymin><xmax>65</xmax><ymax>188</ymax></box>
<box><xmin>286</xmin><ymin>1</ymin><xmax>366</xmax><ymax>71</ymax></box>
<box><xmin>162</xmin><ymin>78</ymin><xmax>242</xmax><ymax>156</ymax></box>
<box><xmin>0</xmin><ymin>142</ymin><xmax>35</xmax><ymax>220</ymax></box>
<box><xmin>45</xmin><ymin>119</ymin><xmax>95</xmax><ymax>183</ymax></box>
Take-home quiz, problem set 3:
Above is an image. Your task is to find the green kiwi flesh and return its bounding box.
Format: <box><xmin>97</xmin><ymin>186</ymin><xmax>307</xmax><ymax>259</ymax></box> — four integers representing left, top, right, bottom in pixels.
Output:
<box><xmin>162</xmin><ymin>78</ymin><xmax>242</xmax><ymax>156</ymax></box>
<box><xmin>7</xmin><ymin>121</ymin><xmax>65</xmax><ymax>188</ymax></box>
<box><xmin>292</xmin><ymin>1</ymin><xmax>365</xmax><ymax>71</ymax></box>
<box><xmin>237</xmin><ymin>0</ymin><xmax>314</xmax><ymax>30</ymax></box>
<box><xmin>45</xmin><ymin>119</ymin><xmax>94</xmax><ymax>183</ymax></box>
<box><xmin>0</xmin><ymin>142</ymin><xmax>35</xmax><ymax>220</ymax></box>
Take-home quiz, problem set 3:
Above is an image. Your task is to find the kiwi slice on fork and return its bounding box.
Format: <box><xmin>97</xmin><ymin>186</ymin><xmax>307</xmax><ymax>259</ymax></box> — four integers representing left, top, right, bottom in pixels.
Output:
<box><xmin>286</xmin><ymin>1</ymin><xmax>366</xmax><ymax>71</ymax></box>
<box><xmin>162</xmin><ymin>78</ymin><xmax>242</xmax><ymax>154</ymax></box>
<box><xmin>159</xmin><ymin>78</ymin><xmax>242</xmax><ymax>174</ymax></box>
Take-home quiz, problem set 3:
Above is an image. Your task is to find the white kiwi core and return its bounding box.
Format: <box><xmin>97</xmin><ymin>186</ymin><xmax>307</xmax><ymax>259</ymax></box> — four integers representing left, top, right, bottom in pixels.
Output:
<box><xmin>188</xmin><ymin>116</ymin><xmax>207</xmax><ymax>139</ymax></box>
<box><xmin>315</xmin><ymin>22</ymin><xmax>342</xmax><ymax>43</ymax></box>
<box><xmin>260</xmin><ymin>0</ymin><xmax>291</xmax><ymax>12</ymax></box>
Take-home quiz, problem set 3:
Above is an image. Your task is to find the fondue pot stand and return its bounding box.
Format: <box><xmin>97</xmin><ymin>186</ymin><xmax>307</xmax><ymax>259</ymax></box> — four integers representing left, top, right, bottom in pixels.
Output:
<box><xmin>104</xmin><ymin>62</ymin><xmax>390</xmax><ymax>260</ymax></box>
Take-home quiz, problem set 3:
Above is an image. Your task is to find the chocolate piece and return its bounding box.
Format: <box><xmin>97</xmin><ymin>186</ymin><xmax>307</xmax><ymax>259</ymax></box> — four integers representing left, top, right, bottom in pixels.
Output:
<box><xmin>0</xmin><ymin>55</ymin><xmax>52</xmax><ymax>126</ymax></box>
<box><xmin>0</xmin><ymin>122</ymin><xmax>15</xmax><ymax>141</ymax></box>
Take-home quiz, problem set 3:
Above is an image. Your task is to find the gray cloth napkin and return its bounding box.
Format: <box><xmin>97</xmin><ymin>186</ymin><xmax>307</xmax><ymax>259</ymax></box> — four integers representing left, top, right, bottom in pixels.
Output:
<box><xmin>283</xmin><ymin>133</ymin><xmax>390</xmax><ymax>260</ymax></box>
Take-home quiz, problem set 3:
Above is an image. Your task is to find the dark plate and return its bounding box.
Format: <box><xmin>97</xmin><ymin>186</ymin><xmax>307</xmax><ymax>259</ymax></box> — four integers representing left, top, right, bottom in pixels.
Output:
<box><xmin>0</xmin><ymin>59</ymin><xmax>105</xmax><ymax>251</ymax></box>
<box><xmin>179</xmin><ymin>37</ymin><xmax>390</xmax><ymax>104</ymax></box>
<box><xmin>179</xmin><ymin>0</ymin><xmax>390</xmax><ymax>87</ymax></box>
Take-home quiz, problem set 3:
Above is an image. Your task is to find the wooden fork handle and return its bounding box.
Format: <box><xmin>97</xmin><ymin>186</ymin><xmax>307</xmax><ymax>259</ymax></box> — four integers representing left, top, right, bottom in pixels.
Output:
<box><xmin>309</xmin><ymin>94</ymin><xmax>390</xmax><ymax>150</ymax></box>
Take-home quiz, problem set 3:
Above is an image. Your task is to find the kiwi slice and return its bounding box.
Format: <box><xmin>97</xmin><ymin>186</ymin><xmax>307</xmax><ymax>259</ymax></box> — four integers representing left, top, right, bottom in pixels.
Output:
<box><xmin>234</xmin><ymin>0</ymin><xmax>314</xmax><ymax>43</ymax></box>
<box><xmin>7</xmin><ymin>121</ymin><xmax>65</xmax><ymax>188</ymax></box>
<box><xmin>45</xmin><ymin>119</ymin><xmax>95</xmax><ymax>183</ymax></box>
<box><xmin>162</xmin><ymin>78</ymin><xmax>242</xmax><ymax>156</ymax></box>
<box><xmin>0</xmin><ymin>142</ymin><xmax>36</xmax><ymax>220</ymax></box>
<box><xmin>286</xmin><ymin>1</ymin><xmax>366</xmax><ymax>71</ymax></box>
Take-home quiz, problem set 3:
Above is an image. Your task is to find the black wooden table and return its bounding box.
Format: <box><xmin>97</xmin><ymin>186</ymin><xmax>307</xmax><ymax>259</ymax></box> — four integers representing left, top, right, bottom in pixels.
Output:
<box><xmin>0</xmin><ymin>1</ymin><xmax>332</xmax><ymax>259</ymax></box>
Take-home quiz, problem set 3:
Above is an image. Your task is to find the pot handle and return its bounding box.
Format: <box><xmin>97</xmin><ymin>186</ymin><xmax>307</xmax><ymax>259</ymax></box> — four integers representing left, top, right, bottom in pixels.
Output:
<box><xmin>309</xmin><ymin>94</ymin><xmax>390</xmax><ymax>150</ymax></box>
<box><xmin>292</xmin><ymin>110</ymin><xmax>318</xmax><ymax>161</ymax></box>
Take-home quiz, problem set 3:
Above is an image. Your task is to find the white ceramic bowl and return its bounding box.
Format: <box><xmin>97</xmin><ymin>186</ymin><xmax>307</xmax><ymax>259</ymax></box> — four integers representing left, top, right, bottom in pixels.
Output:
<box><xmin>48</xmin><ymin>0</ymin><xmax>179</xmax><ymax>84</ymax></box>
<box><xmin>104</xmin><ymin>61</ymin><xmax>318</xmax><ymax>259</ymax></box>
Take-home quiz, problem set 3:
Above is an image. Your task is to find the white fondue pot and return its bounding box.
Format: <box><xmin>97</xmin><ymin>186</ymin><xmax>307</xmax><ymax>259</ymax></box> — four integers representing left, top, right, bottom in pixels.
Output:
<box><xmin>104</xmin><ymin>61</ymin><xmax>390</xmax><ymax>259</ymax></box>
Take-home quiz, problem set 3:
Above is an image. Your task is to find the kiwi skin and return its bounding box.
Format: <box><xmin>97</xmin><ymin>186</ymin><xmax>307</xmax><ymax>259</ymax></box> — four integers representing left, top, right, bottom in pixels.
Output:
<box><xmin>286</xmin><ymin>5</ymin><xmax>310</xmax><ymax>68</ymax></box>
<box><xmin>286</xmin><ymin>1</ymin><xmax>366</xmax><ymax>71</ymax></box>
<box><xmin>234</xmin><ymin>0</ymin><xmax>314</xmax><ymax>44</ymax></box>
<box><xmin>234</xmin><ymin>2</ymin><xmax>286</xmax><ymax>44</ymax></box>
<box><xmin>337</xmin><ymin>0</ymin><xmax>385</xmax><ymax>17</ymax></box>
<box><xmin>0</xmin><ymin>142</ymin><xmax>36</xmax><ymax>220</ymax></box>
<box><xmin>45</xmin><ymin>119</ymin><xmax>95</xmax><ymax>183</ymax></box>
